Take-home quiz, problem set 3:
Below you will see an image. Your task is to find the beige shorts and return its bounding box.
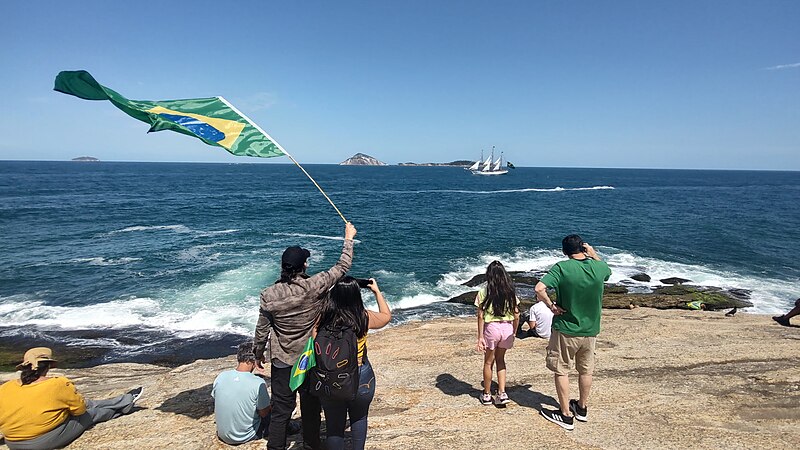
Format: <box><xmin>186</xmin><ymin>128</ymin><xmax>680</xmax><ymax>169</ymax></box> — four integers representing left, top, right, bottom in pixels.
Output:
<box><xmin>545</xmin><ymin>330</ymin><xmax>596</xmax><ymax>375</ymax></box>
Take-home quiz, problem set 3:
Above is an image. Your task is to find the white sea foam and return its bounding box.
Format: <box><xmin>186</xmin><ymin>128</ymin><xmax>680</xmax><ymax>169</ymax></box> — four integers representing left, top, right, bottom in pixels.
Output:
<box><xmin>377</xmin><ymin>186</ymin><xmax>615</xmax><ymax>195</ymax></box>
<box><xmin>0</xmin><ymin>295</ymin><xmax>259</xmax><ymax>336</ymax></box>
<box><xmin>600</xmin><ymin>251</ymin><xmax>798</xmax><ymax>313</ymax></box>
<box><xmin>362</xmin><ymin>273</ymin><xmax>446</xmax><ymax>311</ymax></box>
<box><xmin>71</xmin><ymin>257</ymin><xmax>142</xmax><ymax>266</ymax></box>
<box><xmin>373</xmin><ymin>247</ymin><xmax>796</xmax><ymax>317</ymax></box>
<box><xmin>0</xmin><ymin>261</ymin><xmax>278</xmax><ymax>335</ymax></box>
<box><xmin>196</xmin><ymin>229</ymin><xmax>240</xmax><ymax>237</ymax></box>
<box><xmin>439</xmin><ymin>248</ymin><xmax>796</xmax><ymax>314</ymax></box>
<box><xmin>2</xmin><ymin>246</ymin><xmax>794</xmax><ymax>338</ymax></box>
<box><xmin>108</xmin><ymin>225</ymin><xmax>239</xmax><ymax>237</ymax></box>
<box><xmin>110</xmin><ymin>225</ymin><xmax>193</xmax><ymax>234</ymax></box>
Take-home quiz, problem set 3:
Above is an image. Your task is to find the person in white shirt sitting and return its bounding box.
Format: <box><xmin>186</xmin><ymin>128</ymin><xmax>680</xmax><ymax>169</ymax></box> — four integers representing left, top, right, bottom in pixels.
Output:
<box><xmin>526</xmin><ymin>299</ymin><xmax>555</xmax><ymax>340</ymax></box>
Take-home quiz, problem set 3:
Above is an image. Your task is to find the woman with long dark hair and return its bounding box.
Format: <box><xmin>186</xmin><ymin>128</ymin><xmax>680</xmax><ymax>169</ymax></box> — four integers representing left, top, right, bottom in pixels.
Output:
<box><xmin>0</xmin><ymin>347</ymin><xmax>142</xmax><ymax>450</ymax></box>
<box><xmin>316</xmin><ymin>276</ymin><xmax>390</xmax><ymax>450</ymax></box>
<box><xmin>475</xmin><ymin>260</ymin><xmax>520</xmax><ymax>406</ymax></box>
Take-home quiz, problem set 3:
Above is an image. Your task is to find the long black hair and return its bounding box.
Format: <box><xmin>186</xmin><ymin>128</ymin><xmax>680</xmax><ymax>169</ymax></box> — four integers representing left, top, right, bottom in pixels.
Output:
<box><xmin>318</xmin><ymin>276</ymin><xmax>369</xmax><ymax>338</ymax></box>
<box><xmin>276</xmin><ymin>263</ymin><xmax>309</xmax><ymax>284</ymax></box>
<box><xmin>480</xmin><ymin>260</ymin><xmax>517</xmax><ymax>317</ymax></box>
<box><xmin>20</xmin><ymin>361</ymin><xmax>53</xmax><ymax>385</ymax></box>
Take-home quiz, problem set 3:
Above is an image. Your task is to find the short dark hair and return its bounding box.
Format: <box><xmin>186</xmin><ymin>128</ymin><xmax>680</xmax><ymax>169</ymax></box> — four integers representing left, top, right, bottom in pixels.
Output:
<box><xmin>237</xmin><ymin>342</ymin><xmax>256</xmax><ymax>363</ymax></box>
<box><xmin>562</xmin><ymin>234</ymin><xmax>585</xmax><ymax>255</ymax></box>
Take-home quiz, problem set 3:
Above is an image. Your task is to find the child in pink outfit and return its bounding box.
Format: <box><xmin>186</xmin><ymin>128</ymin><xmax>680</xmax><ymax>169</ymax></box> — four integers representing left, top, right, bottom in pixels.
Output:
<box><xmin>475</xmin><ymin>261</ymin><xmax>520</xmax><ymax>405</ymax></box>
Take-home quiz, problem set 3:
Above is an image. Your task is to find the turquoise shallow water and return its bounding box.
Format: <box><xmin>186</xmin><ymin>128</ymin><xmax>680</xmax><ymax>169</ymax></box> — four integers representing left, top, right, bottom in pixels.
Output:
<box><xmin>1</xmin><ymin>161</ymin><xmax>798</xmax><ymax>364</ymax></box>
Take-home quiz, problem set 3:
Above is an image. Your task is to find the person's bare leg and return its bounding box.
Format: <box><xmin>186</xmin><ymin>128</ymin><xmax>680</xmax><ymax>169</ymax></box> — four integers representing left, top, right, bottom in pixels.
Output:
<box><xmin>482</xmin><ymin>349</ymin><xmax>495</xmax><ymax>394</ymax></box>
<box><xmin>554</xmin><ymin>374</ymin><xmax>571</xmax><ymax>416</ymax></box>
<box><xmin>784</xmin><ymin>304</ymin><xmax>800</xmax><ymax>320</ymax></box>
<box><xmin>578</xmin><ymin>374</ymin><xmax>592</xmax><ymax>408</ymax></box>
<box><xmin>495</xmin><ymin>348</ymin><xmax>507</xmax><ymax>393</ymax></box>
<box><xmin>774</xmin><ymin>300</ymin><xmax>800</xmax><ymax>326</ymax></box>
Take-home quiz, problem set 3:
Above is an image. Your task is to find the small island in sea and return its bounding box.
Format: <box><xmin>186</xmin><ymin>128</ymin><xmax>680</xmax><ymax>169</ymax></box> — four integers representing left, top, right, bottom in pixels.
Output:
<box><xmin>398</xmin><ymin>160</ymin><xmax>472</xmax><ymax>167</ymax></box>
<box><xmin>340</xmin><ymin>153</ymin><xmax>387</xmax><ymax>166</ymax></box>
<box><xmin>71</xmin><ymin>156</ymin><xmax>100</xmax><ymax>162</ymax></box>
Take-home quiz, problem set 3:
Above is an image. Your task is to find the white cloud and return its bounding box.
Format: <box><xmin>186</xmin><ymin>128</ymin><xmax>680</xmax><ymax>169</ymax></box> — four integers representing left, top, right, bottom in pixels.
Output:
<box><xmin>764</xmin><ymin>62</ymin><xmax>800</xmax><ymax>70</ymax></box>
<box><xmin>234</xmin><ymin>92</ymin><xmax>277</xmax><ymax>112</ymax></box>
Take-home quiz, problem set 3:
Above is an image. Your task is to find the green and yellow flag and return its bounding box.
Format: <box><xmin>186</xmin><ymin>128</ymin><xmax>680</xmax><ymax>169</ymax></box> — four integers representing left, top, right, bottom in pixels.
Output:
<box><xmin>54</xmin><ymin>70</ymin><xmax>284</xmax><ymax>158</ymax></box>
<box><xmin>289</xmin><ymin>337</ymin><xmax>316</xmax><ymax>391</ymax></box>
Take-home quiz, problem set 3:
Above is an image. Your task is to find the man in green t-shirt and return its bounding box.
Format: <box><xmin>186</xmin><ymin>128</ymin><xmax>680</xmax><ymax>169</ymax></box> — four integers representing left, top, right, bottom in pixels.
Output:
<box><xmin>534</xmin><ymin>234</ymin><xmax>611</xmax><ymax>431</ymax></box>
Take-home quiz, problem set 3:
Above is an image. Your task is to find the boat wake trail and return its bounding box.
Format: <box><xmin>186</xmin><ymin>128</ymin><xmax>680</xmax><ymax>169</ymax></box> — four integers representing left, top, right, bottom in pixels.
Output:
<box><xmin>382</xmin><ymin>186</ymin><xmax>615</xmax><ymax>195</ymax></box>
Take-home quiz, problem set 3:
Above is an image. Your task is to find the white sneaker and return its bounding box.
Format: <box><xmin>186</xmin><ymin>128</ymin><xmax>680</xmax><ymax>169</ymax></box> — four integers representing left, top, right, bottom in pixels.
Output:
<box><xmin>494</xmin><ymin>392</ymin><xmax>510</xmax><ymax>405</ymax></box>
<box><xmin>127</xmin><ymin>386</ymin><xmax>144</xmax><ymax>403</ymax></box>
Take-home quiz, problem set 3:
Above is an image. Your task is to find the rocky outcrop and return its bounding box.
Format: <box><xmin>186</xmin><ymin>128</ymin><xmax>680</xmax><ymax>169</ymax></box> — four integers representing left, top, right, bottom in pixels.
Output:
<box><xmin>339</xmin><ymin>153</ymin><xmax>387</xmax><ymax>166</ymax></box>
<box><xmin>449</xmin><ymin>272</ymin><xmax>753</xmax><ymax>311</ymax></box>
<box><xmin>630</xmin><ymin>273</ymin><xmax>651</xmax><ymax>282</ymax></box>
<box><xmin>2</xmin><ymin>311</ymin><xmax>796</xmax><ymax>449</ymax></box>
<box><xmin>660</xmin><ymin>277</ymin><xmax>691</xmax><ymax>285</ymax></box>
<box><xmin>461</xmin><ymin>271</ymin><xmax>545</xmax><ymax>288</ymax></box>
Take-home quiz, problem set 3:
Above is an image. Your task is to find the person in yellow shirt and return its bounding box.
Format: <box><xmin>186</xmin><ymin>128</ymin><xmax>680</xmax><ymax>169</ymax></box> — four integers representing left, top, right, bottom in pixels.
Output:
<box><xmin>0</xmin><ymin>347</ymin><xmax>143</xmax><ymax>450</ymax></box>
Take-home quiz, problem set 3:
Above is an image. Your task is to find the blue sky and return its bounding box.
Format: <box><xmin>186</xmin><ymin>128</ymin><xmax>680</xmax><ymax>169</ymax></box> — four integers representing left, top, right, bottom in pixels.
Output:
<box><xmin>1</xmin><ymin>1</ymin><xmax>798</xmax><ymax>169</ymax></box>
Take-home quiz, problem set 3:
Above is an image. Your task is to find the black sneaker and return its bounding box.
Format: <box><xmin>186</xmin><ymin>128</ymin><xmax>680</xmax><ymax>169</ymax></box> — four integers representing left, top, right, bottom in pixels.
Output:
<box><xmin>127</xmin><ymin>387</ymin><xmax>144</xmax><ymax>404</ymax></box>
<box><xmin>540</xmin><ymin>408</ymin><xmax>574</xmax><ymax>431</ymax></box>
<box><xmin>773</xmin><ymin>316</ymin><xmax>790</xmax><ymax>327</ymax></box>
<box><xmin>287</xmin><ymin>421</ymin><xmax>301</xmax><ymax>435</ymax></box>
<box><xmin>569</xmin><ymin>399</ymin><xmax>588</xmax><ymax>422</ymax></box>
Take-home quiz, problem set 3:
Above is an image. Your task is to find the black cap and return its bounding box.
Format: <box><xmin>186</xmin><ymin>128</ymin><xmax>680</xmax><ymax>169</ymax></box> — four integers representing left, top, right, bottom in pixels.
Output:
<box><xmin>282</xmin><ymin>246</ymin><xmax>311</xmax><ymax>269</ymax></box>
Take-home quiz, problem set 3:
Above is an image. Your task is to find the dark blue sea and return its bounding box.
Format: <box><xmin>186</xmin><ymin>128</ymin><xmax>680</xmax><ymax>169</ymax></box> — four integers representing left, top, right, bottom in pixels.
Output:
<box><xmin>1</xmin><ymin>161</ymin><xmax>798</xmax><ymax>365</ymax></box>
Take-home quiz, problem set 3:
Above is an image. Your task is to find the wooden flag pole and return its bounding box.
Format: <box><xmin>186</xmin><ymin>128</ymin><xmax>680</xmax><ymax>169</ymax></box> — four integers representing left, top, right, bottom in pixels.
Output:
<box><xmin>282</xmin><ymin>151</ymin><xmax>348</xmax><ymax>223</ymax></box>
<box><xmin>218</xmin><ymin>97</ymin><xmax>348</xmax><ymax>223</ymax></box>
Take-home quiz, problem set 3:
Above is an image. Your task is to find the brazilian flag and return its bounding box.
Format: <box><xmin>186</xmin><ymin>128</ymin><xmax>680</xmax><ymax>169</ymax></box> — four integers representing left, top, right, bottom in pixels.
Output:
<box><xmin>54</xmin><ymin>70</ymin><xmax>284</xmax><ymax>158</ymax></box>
<box><xmin>289</xmin><ymin>337</ymin><xmax>316</xmax><ymax>391</ymax></box>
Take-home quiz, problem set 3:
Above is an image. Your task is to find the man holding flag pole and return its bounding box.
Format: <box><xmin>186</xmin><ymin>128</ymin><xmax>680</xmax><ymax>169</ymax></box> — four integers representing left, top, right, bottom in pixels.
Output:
<box><xmin>54</xmin><ymin>70</ymin><xmax>358</xmax><ymax>449</ymax></box>
<box><xmin>255</xmin><ymin>223</ymin><xmax>356</xmax><ymax>449</ymax></box>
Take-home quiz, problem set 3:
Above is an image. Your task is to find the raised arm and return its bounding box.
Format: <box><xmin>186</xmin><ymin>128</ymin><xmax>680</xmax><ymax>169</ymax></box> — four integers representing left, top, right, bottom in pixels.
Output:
<box><xmin>582</xmin><ymin>242</ymin><xmax>601</xmax><ymax>261</ymax></box>
<box><xmin>367</xmin><ymin>279</ymin><xmax>391</xmax><ymax>329</ymax></box>
<box><xmin>303</xmin><ymin>223</ymin><xmax>357</xmax><ymax>297</ymax></box>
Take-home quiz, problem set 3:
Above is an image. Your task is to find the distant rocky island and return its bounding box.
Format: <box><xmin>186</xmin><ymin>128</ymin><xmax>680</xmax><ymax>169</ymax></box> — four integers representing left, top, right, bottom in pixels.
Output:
<box><xmin>71</xmin><ymin>156</ymin><xmax>99</xmax><ymax>162</ymax></box>
<box><xmin>340</xmin><ymin>153</ymin><xmax>387</xmax><ymax>166</ymax></box>
<box><xmin>398</xmin><ymin>160</ymin><xmax>472</xmax><ymax>167</ymax></box>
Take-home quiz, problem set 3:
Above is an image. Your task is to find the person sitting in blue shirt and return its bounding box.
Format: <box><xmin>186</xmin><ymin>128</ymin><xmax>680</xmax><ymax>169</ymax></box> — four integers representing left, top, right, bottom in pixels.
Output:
<box><xmin>212</xmin><ymin>342</ymin><xmax>271</xmax><ymax>445</ymax></box>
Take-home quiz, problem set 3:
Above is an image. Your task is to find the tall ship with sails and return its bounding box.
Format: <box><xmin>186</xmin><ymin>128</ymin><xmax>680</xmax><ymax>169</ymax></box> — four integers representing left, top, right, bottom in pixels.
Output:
<box><xmin>468</xmin><ymin>146</ymin><xmax>509</xmax><ymax>176</ymax></box>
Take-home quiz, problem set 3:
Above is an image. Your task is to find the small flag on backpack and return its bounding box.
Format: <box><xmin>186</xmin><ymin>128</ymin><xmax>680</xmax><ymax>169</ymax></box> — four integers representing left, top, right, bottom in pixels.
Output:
<box><xmin>289</xmin><ymin>337</ymin><xmax>316</xmax><ymax>391</ymax></box>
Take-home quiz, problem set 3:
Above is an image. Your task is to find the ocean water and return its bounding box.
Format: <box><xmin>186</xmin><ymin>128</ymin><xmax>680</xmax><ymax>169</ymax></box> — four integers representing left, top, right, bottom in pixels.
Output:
<box><xmin>1</xmin><ymin>161</ymin><xmax>798</xmax><ymax>365</ymax></box>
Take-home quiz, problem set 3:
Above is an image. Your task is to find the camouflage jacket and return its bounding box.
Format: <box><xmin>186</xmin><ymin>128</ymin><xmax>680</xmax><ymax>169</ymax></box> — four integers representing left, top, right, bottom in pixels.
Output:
<box><xmin>254</xmin><ymin>239</ymin><xmax>354</xmax><ymax>366</ymax></box>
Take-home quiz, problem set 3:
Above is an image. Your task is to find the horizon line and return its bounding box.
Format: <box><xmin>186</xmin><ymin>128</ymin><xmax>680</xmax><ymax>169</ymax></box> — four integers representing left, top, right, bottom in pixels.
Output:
<box><xmin>1</xmin><ymin>159</ymin><xmax>798</xmax><ymax>173</ymax></box>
